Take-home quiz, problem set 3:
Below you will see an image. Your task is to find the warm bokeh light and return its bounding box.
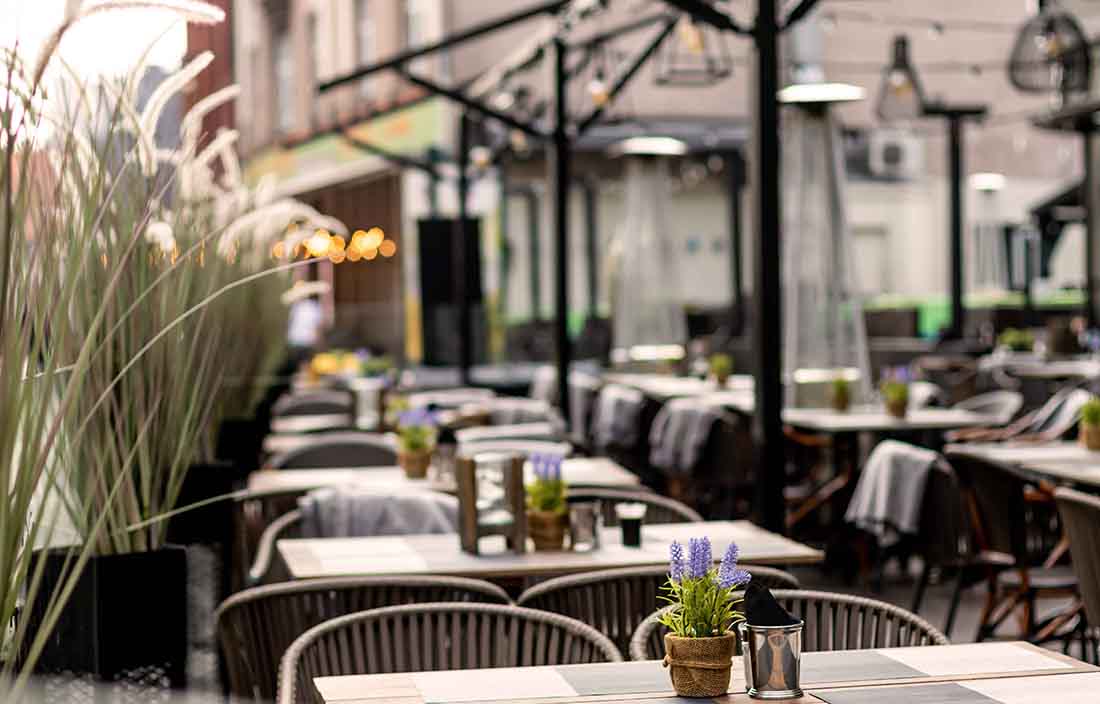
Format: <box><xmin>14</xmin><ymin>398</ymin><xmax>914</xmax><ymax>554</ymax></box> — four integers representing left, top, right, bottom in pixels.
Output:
<box><xmin>271</xmin><ymin>241</ymin><xmax>286</xmax><ymax>259</ymax></box>
<box><xmin>379</xmin><ymin>239</ymin><xmax>397</xmax><ymax>258</ymax></box>
<box><xmin>364</xmin><ymin>247</ymin><xmax>378</xmax><ymax>260</ymax></box>
<box><xmin>329</xmin><ymin>249</ymin><xmax>346</xmax><ymax>264</ymax></box>
<box><xmin>364</xmin><ymin>227</ymin><xmax>385</xmax><ymax>249</ymax></box>
<box><xmin>347</xmin><ymin>248</ymin><xmax>362</xmax><ymax>262</ymax></box>
<box><xmin>306</xmin><ymin>230</ymin><xmax>331</xmax><ymax>257</ymax></box>
<box><xmin>331</xmin><ymin>235</ymin><xmax>346</xmax><ymax>252</ymax></box>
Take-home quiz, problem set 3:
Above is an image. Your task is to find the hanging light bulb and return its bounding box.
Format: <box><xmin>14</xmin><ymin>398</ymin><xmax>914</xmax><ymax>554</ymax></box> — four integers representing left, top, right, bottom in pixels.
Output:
<box><xmin>875</xmin><ymin>35</ymin><xmax>926</xmax><ymax>122</ymax></box>
<box><xmin>509</xmin><ymin>128</ymin><xmax>529</xmax><ymax>154</ymax></box>
<box><xmin>470</xmin><ymin>145</ymin><xmax>493</xmax><ymax>170</ymax></box>
<box><xmin>677</xmin><ymin>17</ymin><xmax>705</xmax><ymax>55</ymax></box>
<box><xmin>587</xmin><ymin>66</ymin><xmax>610</xmax><ymax>107</ymax></box>
<box><xmin>1008</xmin><ymin>2</ymin><xmax>1090</xmax><ymax>99</ymax></box>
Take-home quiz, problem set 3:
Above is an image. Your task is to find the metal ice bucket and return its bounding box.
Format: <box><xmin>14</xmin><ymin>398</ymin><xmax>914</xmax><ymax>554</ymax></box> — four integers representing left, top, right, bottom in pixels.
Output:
<box><xmin>738</xmin><ymin>620</ymin><xmax>804</xmax><ymax>700</ymax></box>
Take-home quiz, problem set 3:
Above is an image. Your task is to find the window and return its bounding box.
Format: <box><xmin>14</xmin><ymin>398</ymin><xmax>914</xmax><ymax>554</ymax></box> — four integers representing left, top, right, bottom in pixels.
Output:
<box><xmin>273</xmin><ymin>29</ymin><xmax>294</xmax><ymax>134</ymax></box>
<box><xmin>356</xmin><ymin>0</ymin><xmax>374</xmax><ymax>97</ymax></box>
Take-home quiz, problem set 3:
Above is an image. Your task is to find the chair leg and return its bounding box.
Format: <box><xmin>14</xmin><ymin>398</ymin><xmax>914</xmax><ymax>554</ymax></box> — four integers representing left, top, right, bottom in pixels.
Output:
<box><xmin>944</xmin><ymin>569</ymin><xmax>966</xmax><ymax>639</ymax></box>
<box><xmin>910</xmin><ymin>564</ymin><xmax>931</xmax><ymax>615</ymax></box>
<box><xmin>975</xmin><ymin>581</ymin><xmax>1002</xmax><ymax>643</ymax></box>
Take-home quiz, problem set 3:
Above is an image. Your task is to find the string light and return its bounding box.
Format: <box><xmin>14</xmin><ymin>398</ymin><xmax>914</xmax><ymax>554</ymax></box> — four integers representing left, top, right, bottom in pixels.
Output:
<box><xmin>379</xmin><ymin>239</ymin><xmax>397</xmax><ymax>258</ymax></box>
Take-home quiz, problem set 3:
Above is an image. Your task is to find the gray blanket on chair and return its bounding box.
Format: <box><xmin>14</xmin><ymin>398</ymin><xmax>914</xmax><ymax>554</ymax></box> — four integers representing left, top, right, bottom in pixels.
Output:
<box><xmin>845</xmin><ymin>440</ymin><xmax>938</xmax><ymax>548</ymax></box>
<box><xmin>592</xmin><ymin>384</ymin><xmax>646</xmax><ymax>451</ymax></box>
<box><xmin>648</xmin><ymin>397</ymin><xmax>721</xmax><ymax>475</ymax></box>
<box><xmin>298</xmin><ymin>487</ymin><xmax>459</xmax><ymax>538</ymax></box>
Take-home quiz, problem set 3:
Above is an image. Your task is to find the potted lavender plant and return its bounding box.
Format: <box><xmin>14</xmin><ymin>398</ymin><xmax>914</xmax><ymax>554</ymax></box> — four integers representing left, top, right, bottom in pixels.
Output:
<box><xmin>660</xmin><ymin>537</ymin><xmax>752</xmax><ymax>697</ymax></box>
<box><xmin>526</xmin><ymin>454</ymin><xmax>569</xmax><ymax>551</ymax></box>
<box><xmin>396</xmin><ymin>409</ymin><xmax>437</xmax><ymax>479</ymax></box>
<box><xmin>829</xmin><ymin>374</ymin><xmax>851</xmax><ymax>413</ymax></box>
<box><xmin>1079</xmin><ymin>396</ymin><xmax>1100</xmax><ymax>451</ymax></box>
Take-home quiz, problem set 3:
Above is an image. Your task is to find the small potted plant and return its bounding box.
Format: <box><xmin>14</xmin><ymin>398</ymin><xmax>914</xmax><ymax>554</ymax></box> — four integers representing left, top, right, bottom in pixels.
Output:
<box><xmin>526</xmin><ymin>454</ymin><xmax>569</xmax><ymax>551</ymax></box>
<box><xmin>660</xmin><ymin>537</ymin><xmax>752</xmax><ymax>698</ymax></box>
<box><xmin>829</xmin><ymin>374</ymin><xmax>851</xmax><ymax>412</ymax></box>
<box><xmin>881</xmin><ymin>377</ymin><xmax>909</xmax><ymax>420</ymax></box>
<box><xmin>1080</xmin><ymin>396</ymin><xmax>1100</xmax><ymax>451</ymax></box>
<box><xmin>709</xmin><ymin>353</ymin><xmax>734</xmax><ymax>387</ymax></box>
<box><xmin>396</xmin><ymin>408</ymin><xmax>437</xmax><ymax>479</ymax></box>
<box><xmin>997</xmin><ymin>328</ymin><xmax>1035</xmax><ymax>354</ymax></box>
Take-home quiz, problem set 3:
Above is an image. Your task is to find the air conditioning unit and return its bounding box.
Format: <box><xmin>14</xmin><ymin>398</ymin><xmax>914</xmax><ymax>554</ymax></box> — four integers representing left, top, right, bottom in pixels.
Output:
<box><xmin>867</xmin><ymin>128</ymin><xmax>924</xmax><ymax>181</ymax></box>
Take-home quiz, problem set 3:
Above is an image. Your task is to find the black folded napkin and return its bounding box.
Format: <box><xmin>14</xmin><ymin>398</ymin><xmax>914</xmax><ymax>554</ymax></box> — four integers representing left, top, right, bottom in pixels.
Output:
<box><xmin>744</xmin><ymin>583</ymin><xmax>799</xmax><ymax>627</ymax></box>
<box><xmin>437</xmin><ymin>427</ymin><xmax>457</xmax><ymax>445</ymax></box>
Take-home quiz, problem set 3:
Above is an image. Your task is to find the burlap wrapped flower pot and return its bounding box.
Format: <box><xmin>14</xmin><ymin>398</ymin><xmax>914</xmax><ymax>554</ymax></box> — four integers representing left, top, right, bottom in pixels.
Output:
<box><xmin>527</xmin><ymin>510</ymin><xmax>568</xmax><ymax>551</ymax></box>
<box><xmin>663</xmin><ymin>632</ymin><xmax>736</xmax><ymax>697</ymax></box>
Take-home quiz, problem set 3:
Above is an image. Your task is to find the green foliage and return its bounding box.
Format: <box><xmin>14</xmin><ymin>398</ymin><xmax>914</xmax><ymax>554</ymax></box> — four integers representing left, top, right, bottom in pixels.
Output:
<box><xmin>1081</xmin><ymin>397</ymin><xmax>1100</xmax><ymax>427</ymax></box>
<box><xmin>880</xmin><ymin>380</ymin><xmax>909</xmax><ymax>406</ymax></box>
<box><xmin>998</xmin><ymin>328</ymin><xmax>1035</xmax><ymax>352</ymax></box>
<box><xmin>397</xmin><ymin>424</ymin><xmax>435</xmax><ymax>453</ymax></box>
<box><xmin>659</xmin><ymin>572</ymin><xmax>746</xmax><ymax>638</ymax></box>
<box><xmin>362</xmin><ymin>355</ymin><xmax>394</xmax><ymax>376</ymax></box>
<box><xmin>831</xmin><ymin>376</ymin><xmax>850</xmax><ymax>395</ymax></box>
<box><xmin>527</xmin><ymin>478</ymin><xmax>567</xmax><ymax>514</ymax></box>
<box><xmin>709</xmin><ymin>353</ymin><xmax>733</xmax><ymax>378</ymax></box>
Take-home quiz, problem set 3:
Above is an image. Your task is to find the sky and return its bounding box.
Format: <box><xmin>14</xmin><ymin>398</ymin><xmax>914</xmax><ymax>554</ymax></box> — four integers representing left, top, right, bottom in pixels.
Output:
<box><xmin>0</xmin><ymin>0</ymin><xmax>188</xmax><ymax>81</ymax></box>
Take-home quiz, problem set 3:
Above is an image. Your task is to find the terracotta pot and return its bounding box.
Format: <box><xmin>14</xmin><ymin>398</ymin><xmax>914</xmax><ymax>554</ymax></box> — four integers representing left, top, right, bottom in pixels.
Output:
<box><xmin>713</xmin><ymin>372</ymin><xmax>731</xmax><ymax>388</ymax></box>
<box><xmin>399</xmin><ymin>449</ymin><xmax>432</xmax><ymax>479</ymax></box>
<box><xmin>527</xmin><ymin>510</ymin><xmax>568</xmax><ymax>551</ymax></box>
<box><xmin>830</xmin><ymin>387</ymin><xmax>850</xmax><ymax>413</ymax></box>
<box><xmin>663</xmin><ymin>632</ymin><xmax>736</xmax><ymax>698</ymax></box>
<box><xmin>885</xmin><ymin>398</ymin><xmax>907</xmax><ymax>420</ymax></box>
<box><xmin>1080</xmin><ymin>423</ymin><xmax>1100</xmax><ymax>451</ymax></box>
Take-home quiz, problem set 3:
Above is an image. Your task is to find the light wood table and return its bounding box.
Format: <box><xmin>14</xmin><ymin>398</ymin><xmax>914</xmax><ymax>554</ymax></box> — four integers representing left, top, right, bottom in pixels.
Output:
<box><xmin>311</xmin><ymin>641</ymin><xmax>1095</xmax><ymax>704</ymax></box>
<box><xmin>946</xmin><ymin>441</ymin><xmax>1100</xmax><ymax>491</ymax></box>
<box><xmin>269</xmin><ymin>413</ymin><xmax>353</xmax><ymax>435</ymax></box>
<box><xmin>248</xmin><ymin>457</ymin><xmax>641</xmax><ymax>496</ymax></box>
<box><xmin>278</xmin><ymin>520</ymin><xmax>823</xmax><ymax>580</ymax></box>
<box><xmin>603</xmin><ymin>373</ymin><xmax>754</xmax><ymax>401</ymax></box>
<box><xmin>262</xmin><ymin>431</ymin><xmax>395</xmax><ymax>458</ymax></box>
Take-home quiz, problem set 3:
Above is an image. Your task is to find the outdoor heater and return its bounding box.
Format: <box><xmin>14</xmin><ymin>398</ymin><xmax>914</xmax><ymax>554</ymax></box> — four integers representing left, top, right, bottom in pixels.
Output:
<box><xmin>606</xmin><ymin>136</ymin><xmax>690</xmax><ymax>366</ymax></box>
<box><xmin>778</xmin><ymin>82</ymin><xmax>872</xmax><ymax>406</ymax></box>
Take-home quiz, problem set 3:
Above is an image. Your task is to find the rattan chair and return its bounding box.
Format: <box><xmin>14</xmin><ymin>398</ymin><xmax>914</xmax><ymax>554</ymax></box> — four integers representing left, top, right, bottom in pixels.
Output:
<box><xmin>1054</xmin><ymin>487</ymin><xmax>1100</xmax><ymax>663</ymax></box>
<box><xmin>629</xmin><ymin>590</ymin><xmax>947</xmax><ymax>661</ymax></box>
<box><xmin>517</xmin><ymin>565</ymin><xmax>799</xmax><ymax>655</ymax></box>
<box><xmin>272</xmin><ymin>390</ymin><xmax>354</xmax><ymax>417</ymax></box>
<box><xmin>277</xmin><ymin>603</ymin><xmax>622</xmax><ymax>704</ymax></box>
<box><xmin>565</xmin><ymin>488</ymin><xmax>702</xmax><ymax>526</ymax></box>
<box><xmin>267</xmin><ymin>432</ymin><xmax>397</xmax><ymax>469</ymax></box>
<box><xmin>217</xmin><ymin>577</ymin><xmax>510</xmax><ymax>702</ymax></box>
<box><xmin>946</xmin><ymin>450</ymin><xmax>1077</xmax><ymax>642</ymax></box>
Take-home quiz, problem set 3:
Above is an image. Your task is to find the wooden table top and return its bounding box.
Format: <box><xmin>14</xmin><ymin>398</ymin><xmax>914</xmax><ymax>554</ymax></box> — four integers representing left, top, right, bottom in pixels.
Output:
<box><xmin>278</xmin><ymin>520</ymin><xmax>823</xmax><ymax>580</ymax></box>
<box><xmin>248</xmin><ymin>457</ymin><xmax>641</xmax><ymax>496</ymax></box>
<box><xmin>780</xmin><ymin>407</ymin><xmax>995</xmax><ymax>434</ymax></box>
<box><xmin>263</xmin><ymin>431</ymin><xmax>395</xmax><ymax>458</ymax></box>
<box><xmin>269</xmin><ymin>414</ymin><xmax>353</xmax><ymax>435</ymax></box>
<box><xmin>311</xmin><ymin>641</ymin><xmax>1094</xmax><ymax>704</ymax></box>
<box><xmin>946</xmin><ymin>441</ymin><xmax>1100</xmax><ymax>490</ymax></box>
<box><xmin>603</xmin><ymin>373</ymin><xmax>754</xmax><ymax>400</ymax></box>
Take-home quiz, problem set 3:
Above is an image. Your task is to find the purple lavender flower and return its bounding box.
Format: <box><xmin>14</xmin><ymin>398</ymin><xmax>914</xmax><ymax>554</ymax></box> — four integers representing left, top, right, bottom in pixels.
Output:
<box><xmin>687</xmin><ymin>536</ymin><xmax>712</xmax><ymax>580</ymax></box>
<box><xmin>398</xmin><ymin>408</ymin><xmax>437</xmax><ymax>428</ymax></box>
<box><xmin>669</xmin><ymin>541</ymin><xmax>686</xmax><ymax>583</ymax></box>
<box><xmin>718</xmin><ymin>542</ymin><xmax>752</xmax><ymax>589</ymax></box>
<box><xmin>548</xmin><ymin>455</ymin><xmax>563</xmax><ymax>481</ymax></box>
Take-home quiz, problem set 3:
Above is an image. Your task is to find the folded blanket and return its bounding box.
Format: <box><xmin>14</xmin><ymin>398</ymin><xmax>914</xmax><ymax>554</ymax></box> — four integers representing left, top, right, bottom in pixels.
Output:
<box><xmin>845</xmin><ymin>440</ymin><xmax>938</xmax><ymax>547</ymax></box>
<box><xmin>592</xmin><ymin>384</ymin><xmax>646</xmax><ymax>451</ymax></box>
<box><xmin>649</xmin><ymin>397</ymin><xmax>722</xmax><ymax>475</ymax></box>
<box><xmin>299</xmin><ymin>487</ymin><xmax>458</xmax><ymax>538</ymax></box>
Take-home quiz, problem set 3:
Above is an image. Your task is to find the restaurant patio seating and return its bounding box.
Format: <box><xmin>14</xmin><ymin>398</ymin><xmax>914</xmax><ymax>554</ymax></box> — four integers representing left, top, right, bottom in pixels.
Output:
<box><xmin>277</xmin><ymin>603</ymin><xmax>622</xmax><ymax>704</ymax></box>
<box><xmin>946</xmin><ymin>450</ymin><xmax>1078</xmax><ymax>643</ymax></box>
<box><xmin>518</xmin><ymin>564</ymin><xmax>799</xmax><ymax>655</ymax></box>
<box><xmin>248</xmin><ymin>488</ymin><xmax>458</xmax><ymax>584</ymax></box>
<box><xmin>953</xmin><ymin>390</ymin><xmax>1025</xmax><ymax>426</ymax></box>
<box><xmin>946</xmin><ymin>386</ymin><xmax>1089</xmax><ymax>444</ymax></box>
<box><xmin>273</xmin><ymin>390</ymin><xmax>355</xmax><ymax>418</ymax></box>
<box><xmin>565</xmin><ymin>488</ymin><xmax>702</xmax><ymax>525</ymax></box>
<box><xmin>267</xmin><ymin>432</ymin><xmax>397</xmax><ymax>469</ymax></box>
<box><xmin>216</xmin><ymin>576</ymin><xmax>509</xmax><ymax>701</ymax></box>
<box><xmin>1054</xmin><ymin>487</ymin><xmax>1100</xmax><ymax>664</ymax></box>
<box><xmin>914</xmin><ymin>354</ymin><xmax>978</xmax><ymax>406</ymax></box>
<box><xmin>629</xmin><ymin>590</ymin><xmax>947</xmax><ymax>661</ymax></box>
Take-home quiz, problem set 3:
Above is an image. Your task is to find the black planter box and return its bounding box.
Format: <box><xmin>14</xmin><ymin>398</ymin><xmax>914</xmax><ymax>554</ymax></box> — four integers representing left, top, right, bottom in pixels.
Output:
<box><xmin>215</xmin><ymin>417</ymin><xmax>265</xmax><ymax>475</ymax></box>
<box><xmin>166</xmin><ymin>461</ymin><xmax>237</xmax><ymax>547</ymax></box>
<box><xmin>27</xmin><ymin>547</ymin><xmax>188</xmax><ymax>695</ymax></box>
